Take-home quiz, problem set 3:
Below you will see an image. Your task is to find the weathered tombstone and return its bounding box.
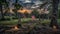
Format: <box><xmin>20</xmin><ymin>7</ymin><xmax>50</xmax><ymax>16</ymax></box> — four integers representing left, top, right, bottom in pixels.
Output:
<box><xmin>31</xmin><ymin>15</ymin><xmax>36</xmax><ymax>20</ymax></box>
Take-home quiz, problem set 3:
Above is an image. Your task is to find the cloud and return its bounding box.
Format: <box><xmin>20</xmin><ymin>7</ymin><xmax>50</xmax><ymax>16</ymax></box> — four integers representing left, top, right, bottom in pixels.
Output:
<box><xmin>24</xmin><ymin>0</ymin><xmax>31</xmax><ymax>3</ymax></box>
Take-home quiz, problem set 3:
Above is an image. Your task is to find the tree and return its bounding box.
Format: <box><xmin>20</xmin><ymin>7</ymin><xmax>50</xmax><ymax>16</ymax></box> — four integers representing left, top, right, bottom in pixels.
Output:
<box><xmin>14</xmin><ymin>0</ymin><xmax>23</xmax><ymax>28</ymax></box>
<box><xmin>0</xmin><ymin>0</ymin><xmax>8</xmax><ymax>20</ymax></box>
<box><xmin>31</xmin><ymin>9</ymin><xmax>39</xmax><ymax>18</ymax></box>
<box><xmin>39</xmin><ymin>1</ymin><xmax>49</xmax><ymax>21</ymax></box>
<box><xmin>24</xmin><ymin>11</ymin><xmax>28</xmax><ymax>18</ymax></box>
<box><xmin>50</xmin><ymin>0</ymin><xmax>59</xmax><ymax>29</ymax></box>
<box><xmin>14</xmin><ymin>0</ymin><xmax>22</xmax><ymax>17</ymax></box>
<box><xmin>58</xmin><ymin>9</ymin><xmax>60</xmax><ymax>19</ymax></box>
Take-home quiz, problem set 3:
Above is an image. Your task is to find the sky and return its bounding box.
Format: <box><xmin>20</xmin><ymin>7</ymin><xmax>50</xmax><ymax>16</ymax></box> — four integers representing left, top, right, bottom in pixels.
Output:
<box><xmin>6</xmin><ymin>0</ymin><xmax>45</xmax><ymax>9</ymax></box>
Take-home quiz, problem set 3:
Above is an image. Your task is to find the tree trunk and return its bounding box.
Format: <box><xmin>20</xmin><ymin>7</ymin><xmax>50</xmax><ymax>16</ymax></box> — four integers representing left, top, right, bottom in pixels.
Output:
<box><xmin>0</xmin><ymin>4</ymin><xmax>5</xmax><ymax>20</ymax></box>
<box><xmin>50</xmin><ymin>0</ymin><xmax>59</xmax><ymax>28</ymax></box>
<box><xmin>17</xmin><ymin>13</ymin><xmax>22</xmax><ymax>28</ymax></box>
<box><xmin>15</xmin><ymin>0</ymin><xmax>22</xmax><ymax>28</ymax></box>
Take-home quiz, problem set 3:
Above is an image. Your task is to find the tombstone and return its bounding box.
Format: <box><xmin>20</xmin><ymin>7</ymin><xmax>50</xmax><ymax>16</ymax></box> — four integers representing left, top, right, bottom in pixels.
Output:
<box><xmin>31</xmin><ymin>15</ymin><xmax>36</xmax><ymax>20</ymax></box>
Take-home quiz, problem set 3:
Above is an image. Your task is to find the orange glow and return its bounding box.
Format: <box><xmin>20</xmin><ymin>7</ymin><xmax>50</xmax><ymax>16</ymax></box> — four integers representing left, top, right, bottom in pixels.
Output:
<box><xmin>53</xmin><ymin>26</ymin><xmax>57</xmax><ymax>31</ymax></box>
<box><xmin>53</xmin><ymin>26</ymin><xmax>56</xmax><ymax>29</ymax></box>
<box><xmin>18</xmin><ymin>8</ymin><xmax>32</xmax><ymax>14</ymax></box>
<box><xmin>14</xmin><ymin>26</ymin><xmax>19</xmax><ymax>30</ymax></box>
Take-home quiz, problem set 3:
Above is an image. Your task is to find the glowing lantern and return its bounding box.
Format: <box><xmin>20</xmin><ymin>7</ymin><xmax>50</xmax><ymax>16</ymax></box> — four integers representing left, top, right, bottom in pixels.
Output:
<box><xmin>53</xmin><ymin>26</ymin><xmax>57</xmax><ymax>31</ymax></box>
<box><xmin>53</xmin><ymin>26</ymin><xmax>56</xmax><ymax>29</ymax></box>
<box><xmin>14</xmin><ymin>26</ymin><xmax>19</xmax><ymax>30</ymax></box>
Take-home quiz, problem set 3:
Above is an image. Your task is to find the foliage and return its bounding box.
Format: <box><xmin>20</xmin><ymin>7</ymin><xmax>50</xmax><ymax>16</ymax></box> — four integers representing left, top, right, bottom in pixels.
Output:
<box><xmin>31</xmin><ymin>10</ymin><xmax>39</xmax><ymax>18</ymax></box>
<box><xmin>14</xmin><ymin>3</ymin><xmax>22</xmax><ymax>10</ymax></box>
<box><xmin>41</xmin><ymin>19</ymin><xmax>51</xmax><ymax>25</ymax></box>
<box><xmin>0</xmin><ymin>0</ymin><xmax>9</xmax><ymax>20</ymax></box>
<box><xmin>58</xmin><ymin>9</ymin><xmax>60</xmax><ymax>18</ymax></box>
<box><xmin>13</xmin><ymin>0</ymin><xmax>23</xmax><ymax>18</ymax></box>
<box><xmin>0</xmin><ymin>0</ymin><xmax>8</xmax><ymax>6</ymax></box>
<box><xmin>0</xmin><ymin>0</ymin><xmax>6</xmax><ymax>4</ymax></box>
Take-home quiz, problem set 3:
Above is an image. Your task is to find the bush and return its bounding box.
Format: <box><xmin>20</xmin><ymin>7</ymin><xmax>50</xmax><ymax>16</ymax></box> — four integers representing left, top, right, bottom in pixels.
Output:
<box><xmin>31</xmin><ymin>10</ymin><xmax>39</xmax><ymax>18</ymax></box>
<box><xmin>41</xmin><ymin>19</ymin><xmax>51</xmax><ymax>25</ymax></box>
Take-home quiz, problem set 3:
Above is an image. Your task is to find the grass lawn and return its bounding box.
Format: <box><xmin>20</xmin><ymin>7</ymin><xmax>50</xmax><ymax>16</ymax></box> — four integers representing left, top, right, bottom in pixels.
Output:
<box><xmin>58</xmin><ymin>19</ymin><xmax>60</xmax><ymax>25</ymax></box>
<box><xmin>0</xmin><ymin>18</ymin><xmax>60</xmax><ymax>25</ymax></box>
<box><xmin>0</xmin><ymin>18</ymin><xmax>33</xmax><ymax>25</ymax></box>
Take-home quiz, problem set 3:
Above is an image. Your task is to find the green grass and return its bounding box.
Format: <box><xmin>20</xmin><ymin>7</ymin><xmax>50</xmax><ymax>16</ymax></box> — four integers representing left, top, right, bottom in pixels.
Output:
<box><xmin>0</xmin><ymin>18</ymin><xmax>60</xmax><ymax>25</ymax></box>
<box><xmin>0</xmin><ymin>18</ymin><xmax>32</xmax><ymax>25</ymax></box>
<box><xmin>58</xmin><ymin>19</ymin><xmax>60</xmax><ymax>25</ymax></box>
<box><xmin>41</xmin><ymin>19</ymin><xmax>51</xmax><ymax>25</ymax></box>
<box><xmin>0</xmin><ymin>20</ymin><xmax>18</xmax><ymax>25</ymax></box>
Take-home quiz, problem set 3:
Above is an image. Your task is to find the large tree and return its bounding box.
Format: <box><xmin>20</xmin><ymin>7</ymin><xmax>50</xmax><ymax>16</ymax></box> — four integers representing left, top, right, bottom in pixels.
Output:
<box><xmin>50</xmin><ymin>0</ymin><xmax>59</xmax><ymax>28</ymax></box>
<box><xmin>31</xmin><ymin>9</ymin><xmax>39</xmax><ymax>18</ymax></box>
<box><xmin>0</xmin><ymin>0</ymin><xmax>8</xmax><ymax>20</ymax></box>
<box><xmin>39</xmin><ymin>1</ymin><xmax>48</xmax><ymax>21</ymax></box>
<box><xmin>14</xmin><ymin>0</ymin><xmax>23</xmax><ymax>28</ymax></box>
